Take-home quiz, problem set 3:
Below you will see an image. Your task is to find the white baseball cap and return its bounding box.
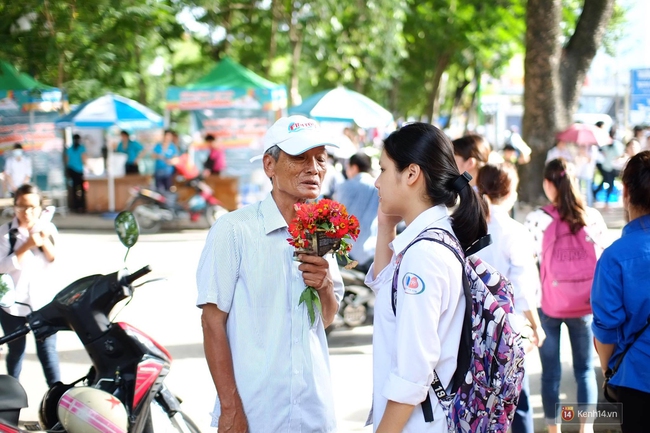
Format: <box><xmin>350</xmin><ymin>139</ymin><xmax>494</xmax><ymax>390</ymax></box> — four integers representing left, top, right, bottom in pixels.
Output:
<box><xmin>250</xmin><ymin>115</ymin><xmax>339</xmax><ymax>162</ymax></box>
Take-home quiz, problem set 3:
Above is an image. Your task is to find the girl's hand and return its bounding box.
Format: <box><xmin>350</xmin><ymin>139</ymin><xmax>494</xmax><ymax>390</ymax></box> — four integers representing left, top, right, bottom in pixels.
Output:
<box><xmin>28</xmin><ymin>232</ymin><xmax>44</xmax><ymax>249</ymax></box>
<box><xmin>377</xmin><ymin>207</ymin><xmax>402</xmax><ymax>230</ymax></box>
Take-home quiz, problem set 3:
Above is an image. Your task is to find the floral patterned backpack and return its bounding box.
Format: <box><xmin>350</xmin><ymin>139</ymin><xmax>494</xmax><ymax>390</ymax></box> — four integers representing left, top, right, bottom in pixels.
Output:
<box><xmin>391</xmin><ymin>228</ymin><xmax>525</xmax><ymax>432</ymax></box>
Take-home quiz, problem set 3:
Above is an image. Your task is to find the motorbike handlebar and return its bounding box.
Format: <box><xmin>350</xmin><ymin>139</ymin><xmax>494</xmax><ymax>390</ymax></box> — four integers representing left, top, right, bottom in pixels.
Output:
<box><xmin>0</xmin><ymin>325</ymin><xmax>30</xmax><ymax>345</ymax></box>
<box><xmin>122</xmin><ymin>265</ymin><xmax>152</xmax><ymax>286</ymax></box>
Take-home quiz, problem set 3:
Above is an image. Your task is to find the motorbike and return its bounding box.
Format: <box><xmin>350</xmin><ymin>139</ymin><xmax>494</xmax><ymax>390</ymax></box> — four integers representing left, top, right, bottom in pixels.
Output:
<box><xmin>0</xmin><ymin>211</ymin><xmax>200</xmax><ymax>433</ymax></box>
<box><xmin>326</xmin><ymin>266</ymin><xmax>374</xmax><ymax>336</ymax></box>
<box><xmin>126</xmin><ymin>158</ymin><xmax>228</xmax><ymax>234</ymax></box>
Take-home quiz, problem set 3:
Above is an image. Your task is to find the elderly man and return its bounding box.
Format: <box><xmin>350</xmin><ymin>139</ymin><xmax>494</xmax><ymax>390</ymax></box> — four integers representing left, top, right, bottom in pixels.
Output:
<box><xmin>197</xmin><ymin>115</ymin><xmax>343</xmax><ymax>433</ymax></box>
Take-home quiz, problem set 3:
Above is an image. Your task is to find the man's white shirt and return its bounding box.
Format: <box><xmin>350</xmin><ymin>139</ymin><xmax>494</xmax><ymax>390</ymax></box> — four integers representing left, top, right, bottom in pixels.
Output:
<box><xmin>196</xmin><ymin>193</ymin><xmax>344</xmax><ymax>433</ymax></box>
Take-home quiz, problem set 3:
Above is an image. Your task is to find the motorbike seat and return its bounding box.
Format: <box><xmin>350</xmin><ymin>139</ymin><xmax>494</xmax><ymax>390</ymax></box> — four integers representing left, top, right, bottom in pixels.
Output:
<box><xmin>0</xmin><ymin>375</ymin><xmax>28</xmax><ymax>426</ymax></box>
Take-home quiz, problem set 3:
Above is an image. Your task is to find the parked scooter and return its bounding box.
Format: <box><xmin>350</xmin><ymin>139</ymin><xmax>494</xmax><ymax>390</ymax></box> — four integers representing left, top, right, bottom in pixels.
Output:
<box><xmin>126</xmin><ymin>158</ymin><xmax>228</xmax><ymax>234</ymax></box>
<box><xmin>0</xmin><ymin>212</ymin><xmax>200</xmax><ymax>433</ymax></box>
<box><xmin>326</xmin><ymin>266</ymin><xmax>374</xmax><ymax>336</ymax></box>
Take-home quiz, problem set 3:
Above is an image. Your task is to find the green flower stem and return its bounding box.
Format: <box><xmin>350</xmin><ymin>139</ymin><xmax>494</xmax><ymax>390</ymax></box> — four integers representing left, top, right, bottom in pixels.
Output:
<box><xmin>299</xmin><ymin>286</ymin><xmax>322</xmax><ymax>327</ymax></box>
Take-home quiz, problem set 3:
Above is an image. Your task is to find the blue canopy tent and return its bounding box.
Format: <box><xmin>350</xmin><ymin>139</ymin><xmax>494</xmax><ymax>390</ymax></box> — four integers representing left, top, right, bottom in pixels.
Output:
<box><xmin>288</xmin><ymin>87</ymin><xmax>393</xmax><ymax>129</ymax></box>
<box><xmin>55</xmin><ymin>93</ymin><xmax>163</xmax><ymax>212</ymax></box>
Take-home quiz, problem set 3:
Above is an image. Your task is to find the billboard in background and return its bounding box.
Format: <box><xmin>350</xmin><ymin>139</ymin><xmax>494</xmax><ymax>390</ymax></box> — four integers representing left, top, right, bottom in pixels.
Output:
<box><xmin>630</xmin><ymin>68</ymin><xmax>650</xmax><ymax>124</ymax></box>
<box><xmin>191</xmin><ymin>108</ymin><xmax>273</xmax><ymax>150</ymax></box>
<box><xmin>0</xmin><ymin>89</ymin><xmax>66</xmax><ymax>112</ymax></box>
<box><xmin>189</xmin><ymin>108</ymin><xmax>278</xmax><ymax>194</ymax></box>
<box><xmin>0</xmin><ymin>111</ymin><xmax>63</xmax><ymax>154</ymax></box>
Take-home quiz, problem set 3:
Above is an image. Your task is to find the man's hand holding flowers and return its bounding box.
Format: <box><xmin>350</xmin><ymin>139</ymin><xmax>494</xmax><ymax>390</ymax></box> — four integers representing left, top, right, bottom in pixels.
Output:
<box><xmin>297</xmin><ymin>254</ymin><xmax>336</xmax><ymax>327</ymax></box>
<box><xmin>288</xmin><ymin>199</ymin><xmax>360</xmax><ymax>326</ymax></box>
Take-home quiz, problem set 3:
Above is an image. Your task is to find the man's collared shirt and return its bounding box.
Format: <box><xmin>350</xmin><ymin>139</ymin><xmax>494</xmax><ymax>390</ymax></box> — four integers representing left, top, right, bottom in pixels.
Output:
<box><xmin>333</xmin><ymin>172</ymin><xmax>379</xmax><ymax>266</ymax></box>
<box><xmin>196</xmin><ymin>193</ymin><xmax>344</xmax><ymax>433</ymax></box>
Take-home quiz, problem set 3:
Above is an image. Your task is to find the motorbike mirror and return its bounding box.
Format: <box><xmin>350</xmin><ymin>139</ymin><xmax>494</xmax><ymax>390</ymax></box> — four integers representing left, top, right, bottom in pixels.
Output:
<box><xmin>0</xmin><ymin>274</ymin><xmax>16</xmax><ymax>308</ymax></box>
<box><xmin>115</xmin><ymin>211</ymin><xmax>140</xmax><ymax>249</ymax></box>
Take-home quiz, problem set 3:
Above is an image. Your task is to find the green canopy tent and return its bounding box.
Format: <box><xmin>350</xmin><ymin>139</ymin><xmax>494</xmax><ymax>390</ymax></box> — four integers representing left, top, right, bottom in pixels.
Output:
<box><xmin>166</xmin><ymin>57</ymin><xmax>286</xmax><ymax>114</ymax></box>
<box><xmin>188</xmin><ymin>56</ymin><xmax>284</xmax><ymax>91</ymax></box>
<box><xmin>166</xmin><ymin>58</ymin><xmax>287</xmax><ymax>205</ymax></box>
<box><xmin>0</xmin><ymin>60</ymin><xmax>55</xmax><ymax>92</ymax></box>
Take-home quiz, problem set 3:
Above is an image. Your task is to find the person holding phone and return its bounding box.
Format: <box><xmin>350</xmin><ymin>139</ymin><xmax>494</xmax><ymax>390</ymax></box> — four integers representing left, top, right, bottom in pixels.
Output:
<box><xmin>0</xmin><ymin>183</ymin><xmax>60</xmax><ymax>387</ymax></box>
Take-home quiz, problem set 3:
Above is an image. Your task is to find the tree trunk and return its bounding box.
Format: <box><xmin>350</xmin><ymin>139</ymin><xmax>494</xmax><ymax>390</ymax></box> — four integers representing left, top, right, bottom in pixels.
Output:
<box><xmin>425</xmin><ymin>53</ymin><xmax>450</xmax><ymax>124</ymax></box>
<box><xmin>560</xmin><ymin>0</ymin><xmax>615</xmax><ymax>120</ymax></box>
<box><xmin>442</xmin><ymin>72</ymin><xmax>470</xmax><ymax>129</ymax></box>
<box><xmin>134</xmin><ymin>43</ymin><xmax>147</xmax><ymax>106</ymax></box>
<box><xmin>520</xmin><ymin>0</ymin><xmax>614</xmax><ymax>204</ymax></box>
<box><xmin>287</xmin><ymin>4</ymin><xmax>302</xmax><ymax>107</ymax></box>
<box><xmin>289</xmin><ymin>36</ymin><xmax>303</xmax><ymax>106</ymax></box>
<box><xmin>267</xmin><ymin>0</ymin><xmax>280</xmax><ymax>77</ymax></box>
<box><xmin>288</xmin><ymin>4</ymin><xmax>303</xmax><ymax>106</ymax></box>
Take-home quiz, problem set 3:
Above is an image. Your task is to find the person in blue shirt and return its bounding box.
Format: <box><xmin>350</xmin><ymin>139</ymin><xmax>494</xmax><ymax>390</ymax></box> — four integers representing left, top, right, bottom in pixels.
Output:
<box><xmin>64</xmin><ymin>134</ymin><xmax>87</xmax><ymax>213</ymax></box>
<box><xmin>116</xmin><ymin>130</ymin><xmax>144</xmax><ymax>175</ymax></box>
<box><xmin>333</xmin><ymin>151</ymin><xmax>378</xmax><ymax>273</ymax></box>
<box><xmin>152</xmin><ymin>129</ymin><xmax>179</xmax><ymax>191</ymax></box>
<box><xmin>592</xmin><ymin>150</ymin><xmax>650</xmax><ymax>433</ymax></box>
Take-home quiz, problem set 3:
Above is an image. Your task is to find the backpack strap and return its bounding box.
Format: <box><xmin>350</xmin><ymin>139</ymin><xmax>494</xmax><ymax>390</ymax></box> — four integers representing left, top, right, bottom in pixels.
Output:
<box><xmin>541</xmin><ymin>204</ymin><xmax>558</xmax><ymax>219</ymax></box>
<box><xmin>609</xmin><ymin>316</ymin><xmax>650</xmax><ymax>379</ymax></box>
<box><xmin>7</xmin><ymin>222</ymin><xmax>17</xmax><ymax>256</ymax></box>
<box><xmin>391</xmin><ymin>227</ymin><xmax>473</xmax><ymax>423</ymax></box>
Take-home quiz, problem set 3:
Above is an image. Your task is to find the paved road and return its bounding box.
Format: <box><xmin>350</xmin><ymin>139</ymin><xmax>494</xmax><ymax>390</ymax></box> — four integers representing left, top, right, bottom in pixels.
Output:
<box><xmin>2</xmin><ymin>228</ymin><xmax>623</xmax><ymax>432</ymax></box>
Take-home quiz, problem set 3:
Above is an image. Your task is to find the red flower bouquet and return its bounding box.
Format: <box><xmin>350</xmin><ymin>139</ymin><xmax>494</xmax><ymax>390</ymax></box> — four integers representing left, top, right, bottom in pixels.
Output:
<box><xmin>287</xmin><ymin>199</ymin><xmax>360</xmax><ymax>326</ymax></box>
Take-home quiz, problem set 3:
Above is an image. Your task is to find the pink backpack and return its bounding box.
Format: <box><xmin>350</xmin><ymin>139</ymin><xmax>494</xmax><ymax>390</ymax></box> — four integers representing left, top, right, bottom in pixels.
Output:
<box><xmin>540</xmin><ymin>205</ymin><xmax>599</xmax><ymax>318</ymax></box>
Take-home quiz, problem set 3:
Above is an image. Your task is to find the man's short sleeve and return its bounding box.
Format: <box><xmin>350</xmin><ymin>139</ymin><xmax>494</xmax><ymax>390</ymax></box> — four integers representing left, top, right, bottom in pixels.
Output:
<box><xmin>196</xmin><ymin>218</ymin><xmax>240</xmax><ymax>312</ymax></box>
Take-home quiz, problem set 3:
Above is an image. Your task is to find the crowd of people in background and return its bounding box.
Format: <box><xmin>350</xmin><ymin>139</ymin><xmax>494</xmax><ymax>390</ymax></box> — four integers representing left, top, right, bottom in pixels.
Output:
<box><xmin>1</xmin><ymin>117</ymin><xmax>649</xmax><ymax>433</ymax></box>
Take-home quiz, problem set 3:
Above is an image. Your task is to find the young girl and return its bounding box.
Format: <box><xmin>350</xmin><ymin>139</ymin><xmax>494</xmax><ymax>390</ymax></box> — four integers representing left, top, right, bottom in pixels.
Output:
<box><xmin>591</xmin><ymin>150</ymin><xmax>650</xmax><ymax>433</ymax></box>
<box><xmin>452</xmin><ymin>134</ymin><xmax>492</xmax><ymax>187</ymax></box>
<box><xmin>524</xmin><ymin>158</ymin><xmax>607</xmax><ymax>433</ymax></box>
<box><xmin>365</xmin><ymin>123</ymin><xmax>488</xmax><ymax>432</ymax></box>
<box><xmin>475</xmin><ymin>163</ymin><xmax>544</xmax><ymax>433</ymax></box>
<box><xmin>0</xmin><ymin>184</ymin><xmax>60</xmax><ymax>387</ymax></box>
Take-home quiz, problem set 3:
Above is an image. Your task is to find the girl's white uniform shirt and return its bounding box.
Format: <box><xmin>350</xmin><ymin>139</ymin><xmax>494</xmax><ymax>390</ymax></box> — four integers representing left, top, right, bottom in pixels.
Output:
<box><xmin>0</xmin><ymin>219</ymin><xmax>58</xmax><ymax>317</ymax></box>
<box><xmin>477</xmin><ymin>204</ymin><xmax>539</xmax><ymax>315</ymax></box>
<box><xmin>365</xmin><ymin>205</ymin><xmax>465</xmax><ymax>432</ymax></box>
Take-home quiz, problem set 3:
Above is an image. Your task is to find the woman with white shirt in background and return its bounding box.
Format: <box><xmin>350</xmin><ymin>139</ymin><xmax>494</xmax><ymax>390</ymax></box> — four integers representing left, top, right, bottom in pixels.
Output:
<box><xmin>475</xmin><ymin>163</ymin><xmax>545</xmax><ymax>433</ymax></box>
<box><xmin>0</xmin><ymin>183</ymin><xmax>60</xmax><ymax>387</ymax></box>
<box><xmin>365</xmin><ymin>122</ymin><xmax>488</xmax><ymax>432</ymax></box>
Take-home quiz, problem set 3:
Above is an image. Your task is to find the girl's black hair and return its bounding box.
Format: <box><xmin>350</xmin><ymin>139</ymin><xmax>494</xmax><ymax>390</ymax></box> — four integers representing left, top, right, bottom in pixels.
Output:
<box><xmin>622</xmin><ymin>150</ymin><xmax>650</xmax><ymax>214</ymax></box>
<box><xmin>13</xmin><ymin>183</ymin><xmax>42</xmax><ymax>205</ymax></box>
<box><xmin>383</xmin><ymin>122</ymin><xmax>487</xmax><ymax>251</ymax></box>
<box><xmin>544</xmin><ymin>158</ymin><xmax>586</xmax><ymax>233</ymax></box>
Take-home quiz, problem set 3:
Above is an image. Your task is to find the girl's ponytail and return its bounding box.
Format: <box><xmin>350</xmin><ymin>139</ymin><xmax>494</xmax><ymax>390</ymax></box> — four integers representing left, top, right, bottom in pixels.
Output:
<box><xmin>450</xmin><ymin>173</ymin><xmax>488</xmax><ymax>251</ymax></box>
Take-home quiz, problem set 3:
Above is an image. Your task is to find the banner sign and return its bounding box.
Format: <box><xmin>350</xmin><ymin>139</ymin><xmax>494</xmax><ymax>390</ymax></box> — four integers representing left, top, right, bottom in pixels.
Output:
<box><xmin>191</xmin><ymin>108</ymin><xmax>275</xmax><ymax>150</ymax></box>
<box><xmin>166</xmin><ymin>86</ymin><xmax>287</xmax><ymax>111</ymax></box>
<box><xmin>0</xmin><ymin>111</ymin><xmax>63</xmax><ymax>154</ymax></box>
<box><xmin>0</xmin><ymin>89</ymin><xmax>66</xmax><ymax>112</ymax></box>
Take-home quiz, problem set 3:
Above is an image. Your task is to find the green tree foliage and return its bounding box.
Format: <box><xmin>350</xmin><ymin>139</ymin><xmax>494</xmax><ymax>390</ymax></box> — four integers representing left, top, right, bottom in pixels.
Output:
<box><xmin>0</xmin><ymin>0</ymin><xmax>624</xmax><ymax>148</ymax></box>
<box><xmin>0</xmin><ymin>0</ymin><xmax>183</xmax><ymax>109</ymax></box>
<box><xmin>399</xmin><ymin>0</ymin><xmax>525</xmax><ymax>122</ymax></box>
